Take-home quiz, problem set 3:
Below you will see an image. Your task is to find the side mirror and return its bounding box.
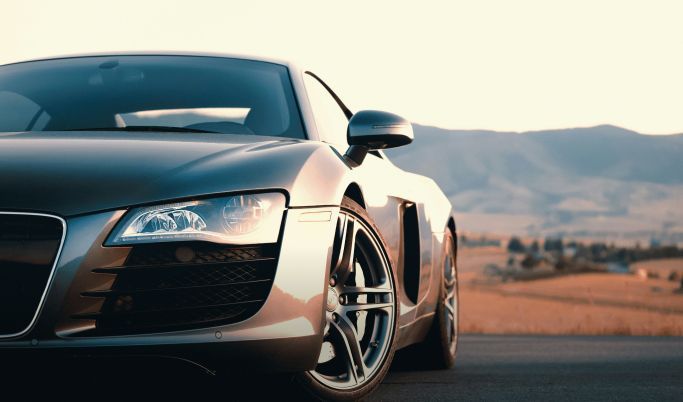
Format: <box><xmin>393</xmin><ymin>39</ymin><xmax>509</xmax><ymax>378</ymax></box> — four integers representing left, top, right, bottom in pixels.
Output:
<box><xmin>345</xmin><ymin>110</ymin><xmax>414</xmax><ymax>166</ymax></box>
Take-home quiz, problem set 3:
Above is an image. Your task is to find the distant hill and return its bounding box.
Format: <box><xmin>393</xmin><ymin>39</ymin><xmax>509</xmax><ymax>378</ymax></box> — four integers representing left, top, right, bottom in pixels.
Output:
<box><xmin>385</xmin><ymin>124</ymin><xmax>683</xmax><ymax>242</ymax></box>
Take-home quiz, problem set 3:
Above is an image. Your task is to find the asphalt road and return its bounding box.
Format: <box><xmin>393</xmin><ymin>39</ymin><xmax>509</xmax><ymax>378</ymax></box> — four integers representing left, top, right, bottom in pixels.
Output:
<box><xmin>5</xmin><ymin>335</ymin><xmax>682</xmax><ymax>401</ymax></box>
<box><xmin>378</xmin><ymin>335</ymin><xmax>683</xmax><ymax>401</ymax></box>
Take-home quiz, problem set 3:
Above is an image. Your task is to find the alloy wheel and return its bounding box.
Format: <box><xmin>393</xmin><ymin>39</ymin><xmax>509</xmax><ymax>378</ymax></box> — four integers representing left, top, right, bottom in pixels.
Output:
<box><xmin>443</xmin><ymin>239</ymin><xmax>458</xmax><ymax>354</ymax></box>
<box><xmin>309</xmin><ymin>210</ymin><xmax>396</xmax><ymax>390</ymax></box>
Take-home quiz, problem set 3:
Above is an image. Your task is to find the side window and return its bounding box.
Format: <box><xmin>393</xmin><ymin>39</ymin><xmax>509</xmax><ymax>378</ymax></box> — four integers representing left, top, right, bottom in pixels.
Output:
<box><xmin>303</xmin><ymin>74</ymin><xmax>349</xmax><ymax>149</ymax></box>
<box><xmin>0</xmin><ymin>91</ymin><xmax>50</xmax><ymax>131</ymax></box>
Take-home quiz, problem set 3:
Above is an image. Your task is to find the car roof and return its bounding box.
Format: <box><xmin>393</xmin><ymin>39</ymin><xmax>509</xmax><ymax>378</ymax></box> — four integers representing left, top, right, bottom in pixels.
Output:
<box><xmin>0</xmin><ymin>51</ymin><xmax>304</xmax><ymax>70</ymax></box>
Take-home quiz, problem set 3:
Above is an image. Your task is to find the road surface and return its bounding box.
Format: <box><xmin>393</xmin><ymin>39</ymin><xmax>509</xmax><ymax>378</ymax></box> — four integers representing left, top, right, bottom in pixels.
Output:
<box><xmin>378</xmin><ymin>335</ymin><xmax>683</xmax><ymax>401</ymax></box>
<box><xmin>5</xmin><ymin>335</ymin><xmax>682</xmax><ymax>400</ymax></box>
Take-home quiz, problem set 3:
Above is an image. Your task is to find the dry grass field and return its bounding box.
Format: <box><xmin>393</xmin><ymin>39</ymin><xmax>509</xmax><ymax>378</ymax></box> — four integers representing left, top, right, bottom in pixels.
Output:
<box><xmin>631</xmin><ymin>258</ymin><xmax>683</xmax><ymax>276</ymax></box>
<box><xmin>458</xmin><ymin>249</ymin><xmax>683</xmax><ymax>336</ymax></box>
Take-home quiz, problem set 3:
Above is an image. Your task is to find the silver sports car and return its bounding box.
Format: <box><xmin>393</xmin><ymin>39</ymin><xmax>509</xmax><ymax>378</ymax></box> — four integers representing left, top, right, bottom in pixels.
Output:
<box><xmin>0</xmin><ymin>53</ymin><xmax>458</xmax><ymax>400</ymax></box>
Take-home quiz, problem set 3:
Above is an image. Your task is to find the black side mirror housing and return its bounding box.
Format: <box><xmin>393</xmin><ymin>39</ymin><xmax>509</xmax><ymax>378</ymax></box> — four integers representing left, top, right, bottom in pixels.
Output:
<box><xmin>344</xmin><ymin>110</ymin><xmax>413</xmax><ymax>166</ymax></box>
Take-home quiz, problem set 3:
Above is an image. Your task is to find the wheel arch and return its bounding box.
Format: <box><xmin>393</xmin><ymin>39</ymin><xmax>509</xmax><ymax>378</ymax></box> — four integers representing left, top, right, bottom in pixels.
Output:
<box><xmin>342</xmin><ymin>182</ymin><xmax>366</xmax><ymax>209</ymax></box>
<box><xmin>447</xmin><ymin>216</ymin><xmax>457</xmax><ymax>252</ymax></box>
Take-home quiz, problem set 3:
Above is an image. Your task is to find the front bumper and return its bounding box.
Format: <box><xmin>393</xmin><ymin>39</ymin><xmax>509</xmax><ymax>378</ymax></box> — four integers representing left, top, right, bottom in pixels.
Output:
<box><xmin>0</xmin><ymin>206</ymin><xmax>340</xmax><ymax>372</ymax></box>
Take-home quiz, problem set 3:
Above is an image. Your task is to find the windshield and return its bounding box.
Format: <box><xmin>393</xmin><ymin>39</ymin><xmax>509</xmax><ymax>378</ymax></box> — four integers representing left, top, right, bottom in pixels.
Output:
<box><xmin>0</xmin><ymin>55</ymin><xmax>305</xmax><ymax>138</ymax></box>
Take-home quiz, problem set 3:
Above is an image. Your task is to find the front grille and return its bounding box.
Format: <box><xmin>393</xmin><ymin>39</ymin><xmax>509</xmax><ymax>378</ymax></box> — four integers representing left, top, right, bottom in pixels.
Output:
<box><xmin>0</xmin><ymin>213</ymin><xmax>64</xmax><ymax>337</ymax></box>
<box><xmin>75</xmin><ymin>242</ymin><xmax>278</xmax><ymax>335</ymax></box>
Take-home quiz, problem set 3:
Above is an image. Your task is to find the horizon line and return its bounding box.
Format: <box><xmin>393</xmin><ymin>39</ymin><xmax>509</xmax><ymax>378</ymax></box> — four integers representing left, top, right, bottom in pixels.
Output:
<box><xmin>413</xmin><ymin>123</ymin><xmax>683</xmax><ymax>136</ymax></box>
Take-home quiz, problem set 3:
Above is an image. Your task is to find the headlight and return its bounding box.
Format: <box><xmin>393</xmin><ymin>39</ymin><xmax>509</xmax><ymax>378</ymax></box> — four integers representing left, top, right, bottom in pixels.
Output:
<box><xmin>106</xmin><ymin>192</ymin><xmax>286</xmax><ymax>245</ymax></box>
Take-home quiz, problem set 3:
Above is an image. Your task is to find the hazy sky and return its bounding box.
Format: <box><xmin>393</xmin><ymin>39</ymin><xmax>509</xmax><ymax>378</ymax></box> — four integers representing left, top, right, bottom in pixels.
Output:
<box><xmin>3</xmin><ymin>0</ymin><xmax>682</xmax><ymax>134</ymax></box>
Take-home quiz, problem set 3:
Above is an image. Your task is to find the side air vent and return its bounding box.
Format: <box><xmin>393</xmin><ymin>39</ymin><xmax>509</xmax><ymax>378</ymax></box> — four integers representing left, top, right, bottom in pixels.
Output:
<box><xmin>402</xmin><ymin>203</ymin><xmax>420</xmax><ymax>304</ymax></box>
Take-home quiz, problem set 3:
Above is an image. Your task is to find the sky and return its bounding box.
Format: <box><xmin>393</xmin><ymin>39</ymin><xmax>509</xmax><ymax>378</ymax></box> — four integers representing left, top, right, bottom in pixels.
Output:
<box><xmin>2</xmin><ymin>0</ymin><xmax>682</xmax><ymax>134</ymax></box>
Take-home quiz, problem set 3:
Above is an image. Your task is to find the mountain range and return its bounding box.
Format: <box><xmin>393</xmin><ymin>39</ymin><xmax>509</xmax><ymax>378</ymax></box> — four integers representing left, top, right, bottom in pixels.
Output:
<box><xmin>385</xmin><ymin>124</ymin><xmax>683</xmax><ymax>242</ymax></box>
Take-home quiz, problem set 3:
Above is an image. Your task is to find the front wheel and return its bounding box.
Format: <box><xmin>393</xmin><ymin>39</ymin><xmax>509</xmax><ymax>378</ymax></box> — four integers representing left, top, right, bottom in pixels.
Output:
<box><xmin>296</xmin><ymin>197</ymin><xmax>398</xmax><ymax>401</ymax></box>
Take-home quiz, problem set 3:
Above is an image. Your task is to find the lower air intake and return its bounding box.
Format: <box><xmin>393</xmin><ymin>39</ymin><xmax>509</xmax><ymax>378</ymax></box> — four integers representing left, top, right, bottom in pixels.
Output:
<box><xmin>75</xmin><ymin>242</ymin><xmax>278</xmax><ymax>335</ymax></box>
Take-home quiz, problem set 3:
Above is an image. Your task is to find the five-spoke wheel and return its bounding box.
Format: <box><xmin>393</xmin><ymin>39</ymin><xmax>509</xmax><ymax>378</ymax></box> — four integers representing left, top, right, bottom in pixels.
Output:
<box><xmin>298</xmin><ymin>197</ymin><xmax>398</xmax><ymax>400</ymax></box>
<box><xmin>312</xmin><ymin>208</ymin><xmax>395</xmax><ymax>388</ymax></box>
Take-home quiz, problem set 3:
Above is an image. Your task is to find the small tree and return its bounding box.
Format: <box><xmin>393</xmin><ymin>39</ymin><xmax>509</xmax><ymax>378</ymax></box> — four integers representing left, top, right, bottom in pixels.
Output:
<box><xmin>544</xmin><ymin>237</ymin><xmax>564</xmax><ymax>253</ymax></box>
<box><xmin>521</xmin><ymin>254</ymin><xmax>538</xmax><ymax>269</ymax></box>
<box><xmin>530</xmin><ymin>240</ymin><xmax>540</xmax><ymax>253</ymax></box>
<box><xmin>507</xmin><ymin>236</ymin><xmax>525</xmax><ymax>253</ymax></box>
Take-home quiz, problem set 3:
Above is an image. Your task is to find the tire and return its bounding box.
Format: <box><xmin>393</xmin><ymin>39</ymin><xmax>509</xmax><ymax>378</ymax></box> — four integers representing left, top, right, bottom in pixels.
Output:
<box><xmin>396</xmin><ymin>229</ymin><xmax>458</xmax><ymax>370</ymax></box>
<box><xmin>295</xmin><ymin>196</ymin><xmax>399</xmax><ymax>401</ymax></box>
<box><xmin>424</xmin><ymin>229</ymin><xmax>459</xmax><ymax>368</ymax></box>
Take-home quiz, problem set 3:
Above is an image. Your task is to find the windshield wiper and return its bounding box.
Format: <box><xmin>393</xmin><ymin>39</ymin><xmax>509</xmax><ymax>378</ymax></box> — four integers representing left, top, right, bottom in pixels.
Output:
<box><xmin>64</xmin><ymin>126</ymin><xmax>219</xmax><ymax>134</ymax></box>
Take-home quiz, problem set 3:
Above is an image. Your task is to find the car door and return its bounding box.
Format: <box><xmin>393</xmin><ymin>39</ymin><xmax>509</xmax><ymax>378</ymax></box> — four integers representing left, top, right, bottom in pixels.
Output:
<box><xmin>302</xmin><ymin>72</ymin><xmax>435</xmax><ymax>327</ymax></box>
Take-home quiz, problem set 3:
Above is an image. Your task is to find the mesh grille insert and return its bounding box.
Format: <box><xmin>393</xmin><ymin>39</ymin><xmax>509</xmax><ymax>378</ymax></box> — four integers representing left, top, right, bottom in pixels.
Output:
<box><xmin>0</xmin><ymin>214</ymin><xmax>63</xmax><ymax>336</ymax></box>
<box><xmin>76</xmin><ymin>242</ymin><xmax>278</xmax><ymax>335</ymax></box>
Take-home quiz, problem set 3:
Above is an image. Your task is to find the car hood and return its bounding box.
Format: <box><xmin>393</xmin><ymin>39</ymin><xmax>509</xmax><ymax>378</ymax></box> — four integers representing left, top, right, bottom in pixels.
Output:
<box><xmin>0</xmin><ymin>132</ymin><xmax>346</xmax><ymax>216</ymax></box>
